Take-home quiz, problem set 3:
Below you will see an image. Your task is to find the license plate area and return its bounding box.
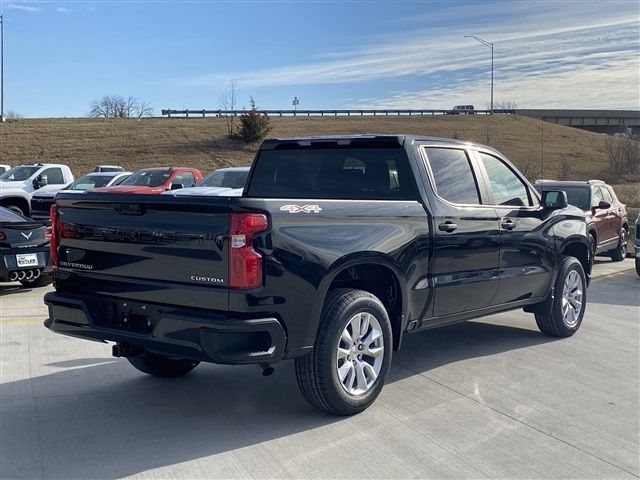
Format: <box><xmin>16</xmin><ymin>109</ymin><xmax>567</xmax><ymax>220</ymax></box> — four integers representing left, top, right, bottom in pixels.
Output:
<box><xmin>91</xmin><ymin>299</ymin><xmax>158</xmax><ymax>334</ymax></box>
<box><xmin>16</xmin><ymin>253</ymin><xmax>39</xmax><ymax>268</ymax></box>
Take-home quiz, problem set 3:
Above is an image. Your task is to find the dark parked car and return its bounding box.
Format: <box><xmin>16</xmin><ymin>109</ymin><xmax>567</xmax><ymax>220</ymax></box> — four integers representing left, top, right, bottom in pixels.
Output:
<box><xmin>0</xmin><ymin>207</ymin><xmax>52</xmax><ymax>287</ymax></box>
<box><xmin>45</xmin><ymin>135</ymin><xmax>591</xmax><ymax>415</ymax></box>
<box><xmin>535</xmin><ymin>180</ymin><xmax>628</xmax><ymax>262</ymax></box>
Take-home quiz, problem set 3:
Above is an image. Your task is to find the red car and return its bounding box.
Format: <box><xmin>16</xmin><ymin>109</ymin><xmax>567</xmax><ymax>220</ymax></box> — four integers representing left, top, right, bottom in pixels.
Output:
<box><xmin>92</xmin><ymin>167</ymin><xmax>202</xmax><ymax>194</ymax></box>
<box><xmin>535</xmin><ymin>179</ymin><xmax>628</xmax><ymax>262</ymax></box>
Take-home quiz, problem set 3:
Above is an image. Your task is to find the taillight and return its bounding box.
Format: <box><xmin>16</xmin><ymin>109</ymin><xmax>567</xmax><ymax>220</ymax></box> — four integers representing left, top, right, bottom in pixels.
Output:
<box><xmin>229</xmin><ymin>213</ymin><xmax>268</xmax><ymax>289</ymax></box>
<box><xmin>49</xmin><ymin>204</ymin><xmax>60</xmax><ymax>267</ymax></box>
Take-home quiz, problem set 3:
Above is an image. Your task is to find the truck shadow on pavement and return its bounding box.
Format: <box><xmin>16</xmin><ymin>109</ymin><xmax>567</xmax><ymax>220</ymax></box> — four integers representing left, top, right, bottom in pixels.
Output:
<box><xmin>1</xmin><ymin>321</ymin><xmax>558</xmax><ymax>479</ymax></box>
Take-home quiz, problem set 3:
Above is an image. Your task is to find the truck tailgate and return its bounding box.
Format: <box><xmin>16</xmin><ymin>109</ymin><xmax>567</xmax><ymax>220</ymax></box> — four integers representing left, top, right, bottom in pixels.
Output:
<box><xmin>54</xmin><ymin>193</ymin><xmax>231</xmax><ymax>310</ymax></box>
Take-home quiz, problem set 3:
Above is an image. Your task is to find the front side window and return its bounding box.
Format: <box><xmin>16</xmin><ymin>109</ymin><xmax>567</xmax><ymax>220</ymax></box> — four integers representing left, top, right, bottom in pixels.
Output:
<box><xmin>601</xmin><ymin>187</ymin><xmax>613</xmax><ymax>203</ymax></box>
<box><xmin>424</xmin><ymin>147</ymin><xmax>480</xmax><ymax>204</ymax></box>
<box><xmin>172</xmin><ymin>172</ymin><xmax>195</xmax><ymax>187</ymax></box>
<box><xmin>478</xmin><ymin>153</ymin><xmax>532</xmax><ymax>207</ymax></box>
<box><xmin>592</xmin><ymin>187</ymin><xmax>604</xmax><ymax>207</ymax></box>
<box><xmin>41</xmin><ymin>168</ymin><xmax>65</xmax><ymax>185</ymax></box>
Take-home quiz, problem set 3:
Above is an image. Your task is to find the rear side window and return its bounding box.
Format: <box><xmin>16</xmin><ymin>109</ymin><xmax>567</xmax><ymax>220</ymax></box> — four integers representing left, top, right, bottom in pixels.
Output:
<box><xmin>424</xmin><ymin>147</ymin><xmax>480</xmax><ymax>204</ymax></box>
<box><xmin>247</xmin><ymin>146</ymin><xmax>417</xmax><ymax>200</ymax></box>
<box><xmin>478</xmin><ymin>153</ymin><xmax>532</xmax><ymax>206</ymax></box>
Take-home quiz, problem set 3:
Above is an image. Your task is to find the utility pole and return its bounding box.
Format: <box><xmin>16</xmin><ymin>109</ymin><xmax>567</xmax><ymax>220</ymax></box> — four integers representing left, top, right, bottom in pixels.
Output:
<box><xmin>465</xmin><ymin>35</ymin><xmax>494</xmax><ymax>114</ymax></box>
<box><xmin>1</xmin><ymin>14</ymin><xmax>4</xmax><ymax>122</ymax></box>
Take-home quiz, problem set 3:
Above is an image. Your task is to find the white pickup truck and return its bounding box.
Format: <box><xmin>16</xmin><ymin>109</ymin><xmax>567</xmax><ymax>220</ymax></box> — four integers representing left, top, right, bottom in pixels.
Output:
<box><xmin>0</xmin><ymin>163</ymin><xmax>75</xmax><ymax>216</ymax></box>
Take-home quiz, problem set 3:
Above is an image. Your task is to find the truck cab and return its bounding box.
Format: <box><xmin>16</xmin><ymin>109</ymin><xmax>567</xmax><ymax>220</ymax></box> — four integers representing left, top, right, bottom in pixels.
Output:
<box><xmin>0</xmin><ymin>163</ymin><xmax>75</xmax><ymax>216</ymax></box>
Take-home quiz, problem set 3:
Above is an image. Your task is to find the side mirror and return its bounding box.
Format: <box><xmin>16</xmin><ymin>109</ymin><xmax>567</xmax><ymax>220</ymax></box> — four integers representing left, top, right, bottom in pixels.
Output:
<box><xmin>593</xmin><ymin>200</ymin><xmax>611</xmax><ymax>210</ymax></box>
<box><xmin>542</xmin><ymin>190</ymin><xmax>568</xmax><ymax>210</ymax></box>
<box><xmin>37</xmin><ymin>174</ymin><xmax>48</xmax><ymax>187</ymax></box>
<box><xmin>170</xmin><ymin>183</ymin><xmax>184</xmax><ymax>190</ymax></box>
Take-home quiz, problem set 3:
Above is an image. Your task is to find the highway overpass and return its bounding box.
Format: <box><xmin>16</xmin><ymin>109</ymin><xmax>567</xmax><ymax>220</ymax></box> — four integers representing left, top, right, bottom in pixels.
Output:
<box><xmin>517</xmin><ymin>109</ymin><xmax>640</xmax><ymax>135</ymax></box>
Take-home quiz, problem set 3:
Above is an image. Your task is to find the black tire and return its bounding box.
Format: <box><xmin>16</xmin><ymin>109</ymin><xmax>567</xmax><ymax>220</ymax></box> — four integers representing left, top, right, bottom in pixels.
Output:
<box><xmin>635</xmin><ymin>256</ymin><xmax>640</xmax><ymax>278</ymax></box>
<box><xmin>589</xmin><ymin>232</ymin><xmax>597</xmax><ymax>258</ymax></box>
<box><xmin>5</xmin><ymin>204</ymin><xmax>27</xmax><ymax>216</ymax></box>
<box><xmin>610</xmin><ymin>228</ymin><xmax>628</xmax><ymax>262</ymax></box>
<box><xmin>19</xmin><ymin>273</ymin><xmax>52</xmax><ymax>288</ymax></box>
<box><xmin>127</xmin><ymin>352</ymin><xmax>199</xmax><ymax>377</ymax></box>
<box><xmin>295</xmin><ymin>288</ymin><xmax>393</xmax><ymax>415</ymax></box>
<box><xmin>534</xmin><ymin>256</ymin><xmax>587</xmax><ymax>337</ymax></box>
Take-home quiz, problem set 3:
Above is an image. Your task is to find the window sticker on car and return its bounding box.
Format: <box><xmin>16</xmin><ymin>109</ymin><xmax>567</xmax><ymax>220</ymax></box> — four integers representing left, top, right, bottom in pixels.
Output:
<box><xmin>280</xmin><ymin>205</ymin><xmax>323</xmax><ymax>213</ymax></box>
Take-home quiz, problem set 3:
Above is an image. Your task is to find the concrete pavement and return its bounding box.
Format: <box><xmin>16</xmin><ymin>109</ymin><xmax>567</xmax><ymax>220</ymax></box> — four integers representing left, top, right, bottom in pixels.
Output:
<box><xmin>1</xmin><ymin>259</ymin><xmax>638</xmax><ymax>479</ymax></box>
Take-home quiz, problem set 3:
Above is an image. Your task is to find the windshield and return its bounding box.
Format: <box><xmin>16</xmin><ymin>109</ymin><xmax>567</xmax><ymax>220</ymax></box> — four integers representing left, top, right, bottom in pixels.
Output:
<box><xmin>120</xmin><ymin>170</ymin><xmax>171</xmax><ymax>187</ymax></box>
<box><xmin>0</xmin><ymin>166</ymin><xmax>40</xmax><ymax>182</ymax></box>
<box><xmin>199</xmin><ymin>170</ymin><xmax>249</xmax><ymax>188</ymax></box>
<box><xmin>67</xmin><ymin>174</ymin><xmax>116</xmax><ymax>190</ymax></box>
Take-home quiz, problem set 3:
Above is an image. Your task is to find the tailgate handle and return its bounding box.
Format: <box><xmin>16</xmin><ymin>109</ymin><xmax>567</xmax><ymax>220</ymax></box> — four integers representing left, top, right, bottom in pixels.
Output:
<box><xmin>115</xmin><ymin>204</ymin><xmax>146</xmax><ymax>216</ymax></box>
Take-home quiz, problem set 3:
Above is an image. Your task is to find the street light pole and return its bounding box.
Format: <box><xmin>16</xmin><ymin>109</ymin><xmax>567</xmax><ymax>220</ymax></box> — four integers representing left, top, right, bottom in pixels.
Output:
<box><xmin>465</xmin><ymin>35</ymin><xmax>494</xmax><ymax>114</ymax></box>
<box><xmin>1</xmin><ymin>14</ymin><xmax>4</xmax><ymax>122</ymax></box>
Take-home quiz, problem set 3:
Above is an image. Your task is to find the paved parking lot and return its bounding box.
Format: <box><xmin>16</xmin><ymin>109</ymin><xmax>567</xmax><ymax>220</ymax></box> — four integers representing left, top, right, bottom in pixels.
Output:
<box><xmin>1</xmin><ymin>259</ymin><xmax>638</xmax><ymax>479</ymax></box>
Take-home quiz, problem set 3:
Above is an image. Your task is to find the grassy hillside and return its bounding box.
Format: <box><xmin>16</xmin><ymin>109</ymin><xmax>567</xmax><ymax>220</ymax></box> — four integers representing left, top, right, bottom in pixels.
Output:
<box><xmin>1</xmin><ymin>115</ymin><xmax>637</xmax><ymax>209</ymax></box>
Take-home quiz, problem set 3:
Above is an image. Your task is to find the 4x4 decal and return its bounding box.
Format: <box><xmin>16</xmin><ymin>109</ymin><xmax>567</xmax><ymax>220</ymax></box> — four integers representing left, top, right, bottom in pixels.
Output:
<box><xmin>280</xmin><ymin>205</ymin><xmax>323</xmax><ymax>213</ymax></box>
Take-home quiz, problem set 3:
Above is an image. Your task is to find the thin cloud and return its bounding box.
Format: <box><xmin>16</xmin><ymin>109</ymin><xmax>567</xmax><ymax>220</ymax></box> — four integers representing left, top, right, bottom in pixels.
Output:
<box><xmin>4</xmin><ymin>2</ymin><xmax>43</xmax><ymax>12</ymax></box>
<box><xmin>56</xmin><ymin>6</ymin><xmax>71</xmax><ymax>13</ymax></box>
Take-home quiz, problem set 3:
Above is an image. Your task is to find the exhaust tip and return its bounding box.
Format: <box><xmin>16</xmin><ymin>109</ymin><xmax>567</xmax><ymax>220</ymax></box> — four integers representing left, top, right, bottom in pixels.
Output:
<box><xmin>17</xmin><ymin>271</ymin><xmax>26</xmax><ymax>281</ymax></box>
<box><xmin>256</xmin><ymin>363</ymin><xmax>275</xmax><ymax>377</ymax></box>
<box><xmin>33</xmin><ymin>269</ymin><xmax>42</xmax><ymax>279</ymax></box>
<box><xmin>25</xmin><ymin>270</ymin><xmax>34</xmax><ymax>280</ymax></box>
<box><xmin>9</xmin><ymin>271</ymin><xmax>18</xmax><ymax>282</ymax></box>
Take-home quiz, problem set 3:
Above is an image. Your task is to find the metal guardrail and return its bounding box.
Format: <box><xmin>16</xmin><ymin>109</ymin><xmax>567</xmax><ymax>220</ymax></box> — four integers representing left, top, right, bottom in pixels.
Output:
<box><xmin>160</xmin><ymin>108</ymin><xmax>517</xmax><ymax>118</ymax></box>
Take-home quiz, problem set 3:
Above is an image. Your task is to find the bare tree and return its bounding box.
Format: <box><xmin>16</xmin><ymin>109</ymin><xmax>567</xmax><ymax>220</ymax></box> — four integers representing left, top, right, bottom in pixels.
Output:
<box><xmin>491</xmin><ymin>99</ymin><xmax>518</xmax><ymax>111</ymax></box>
<box><xmin>5</xmin><ymin>111</ymin><xmax>23</xmax><ymax>120</ymax></box>
<box><xmin>605</xmin><ymin>134</ymin><xmax>640</xmax><ymax>177</ymax></box>
<box><xmin>218</xmin><ymin>81</ymin><xmax>238</xmax><ymax>137</ymax></box>
<box><xmin>89</xmin><ymin>95</ymin><xmax>153</xmax><ymax>118</ymax></box>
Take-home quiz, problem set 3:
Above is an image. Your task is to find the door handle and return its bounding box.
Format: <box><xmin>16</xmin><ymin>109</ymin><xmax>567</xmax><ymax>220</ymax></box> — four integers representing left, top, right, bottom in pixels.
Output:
<box><xmin>438</xmin><ymin>221</ymin><xmax>458</xmax><ymax>233</ymax></box>
<box><xmin>501</xmin><ymin>219</ymin><xmax>516</xmax><ymax>230</ymax></box>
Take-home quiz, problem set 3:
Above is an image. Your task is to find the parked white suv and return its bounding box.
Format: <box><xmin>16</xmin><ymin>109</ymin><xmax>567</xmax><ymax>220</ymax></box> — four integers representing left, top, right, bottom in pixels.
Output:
<box><xmin>0</xmin><ymin>163</ymin><xmax>75</xmax><ymax>216</ymax></box>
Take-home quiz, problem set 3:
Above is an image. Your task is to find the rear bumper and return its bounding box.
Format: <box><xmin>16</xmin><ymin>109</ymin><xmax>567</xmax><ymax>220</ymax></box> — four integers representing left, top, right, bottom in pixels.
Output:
<box><xmin>30</xmin><ymin>212</ymin><xmax>51</xmax><ymax>226</ymax></box>
<box><xmin>43</xmin><ymin>291</ymin><xmax>287</xmax><ymax>365</ymax></box>
<box><xmin>1</xmin><ymin>247</ymin><xmax>50</xmax><ymax>281</ymax></box>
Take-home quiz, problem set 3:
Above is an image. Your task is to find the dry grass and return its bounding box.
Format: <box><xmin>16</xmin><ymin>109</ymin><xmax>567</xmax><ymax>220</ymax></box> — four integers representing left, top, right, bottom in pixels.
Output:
<box><xmin>1</xmin><ymin>115</ymin><xmax>638</xmax><ymax>206</ymax></box>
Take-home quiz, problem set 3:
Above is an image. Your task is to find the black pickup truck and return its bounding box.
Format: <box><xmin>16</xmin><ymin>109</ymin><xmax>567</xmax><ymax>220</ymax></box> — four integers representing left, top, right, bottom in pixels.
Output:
<box><xmin>44</xmin><ymin>135</ymin><xmax>591</xmax><ymax>415</ymax></box>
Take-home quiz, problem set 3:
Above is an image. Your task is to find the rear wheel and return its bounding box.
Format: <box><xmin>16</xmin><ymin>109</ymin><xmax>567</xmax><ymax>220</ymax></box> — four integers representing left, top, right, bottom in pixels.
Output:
<box><xmin>295</xmin><ymin>289</ymin><xmax>392</xmax><ymax>415</ymax></box>
<box><xmin>127</xmin><ymin>352</ymin><xmax>199</xmax><ymax>377</ymax></box>
<box><xmin>610</xmin><ymin>228</ymin><xmax>627</xmax><ymax>262</ymax></box>
<box><xmin>534</xmin><ymin>256</ymin><xmax>586</xmax><ymax>337</ymax></box>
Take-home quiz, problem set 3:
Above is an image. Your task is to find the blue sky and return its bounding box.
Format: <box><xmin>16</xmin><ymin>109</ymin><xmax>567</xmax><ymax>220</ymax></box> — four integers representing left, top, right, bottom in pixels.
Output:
<box><xmin>1</xmin><ymin>0</ymin><xmax>639</xmax><ymax>117</ymax></box>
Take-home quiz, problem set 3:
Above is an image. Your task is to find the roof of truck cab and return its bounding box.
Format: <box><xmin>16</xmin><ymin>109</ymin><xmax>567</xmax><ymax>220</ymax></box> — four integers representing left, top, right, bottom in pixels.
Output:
<box><xmin>260</xmin><ymin>134</ymin><xmax>498</xmax><ymax>152</ymax></box>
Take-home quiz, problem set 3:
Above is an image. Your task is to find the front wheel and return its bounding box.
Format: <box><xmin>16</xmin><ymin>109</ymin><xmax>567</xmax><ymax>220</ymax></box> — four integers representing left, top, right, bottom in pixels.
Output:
<box><xmin>127</xmin><ymin>352</ymin><xmax>199</xmax><ymax>377</ymax></box>
<box><xmin>610</xmin><ymin>228</ymin><xmax>628</xmax><ymax>262</ymax></box>
<box><xmin>295</xmin><ymin>289</ymin><xmax>392</xmax><ymax>415</ymax></box>
<box><xmin>534</xmin><ymin>256</ymin><xmax>587</xmax><ymax>337</ymax></box>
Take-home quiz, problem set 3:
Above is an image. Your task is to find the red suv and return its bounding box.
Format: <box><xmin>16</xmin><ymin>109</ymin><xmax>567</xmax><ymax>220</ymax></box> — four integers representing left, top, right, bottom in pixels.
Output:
<box><xmin>92</xmin><ymin>167</ymin><xmax>202</xmax><ymax>194</ymax></box>
<box><xmin>535</xmin><ymin>180</ymin><xmax>628</xmax><ymax>262</ymax></box>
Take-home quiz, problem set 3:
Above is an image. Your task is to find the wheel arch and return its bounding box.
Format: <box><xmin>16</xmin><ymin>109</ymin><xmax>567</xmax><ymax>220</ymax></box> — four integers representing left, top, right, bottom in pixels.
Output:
<box><xmin>561</xmin><ymin>238</ymin><xmax>592</xmax><ymax>282</ymax></box>
<box><xmin>0</xmin><ymin>196</ymin><xmax>30</xmax><ymax>216</ymax></box>
<box><xmin>310</xmin><ymin>254</ymin><xmax>408</xmax><ymax>351</ymax></box>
